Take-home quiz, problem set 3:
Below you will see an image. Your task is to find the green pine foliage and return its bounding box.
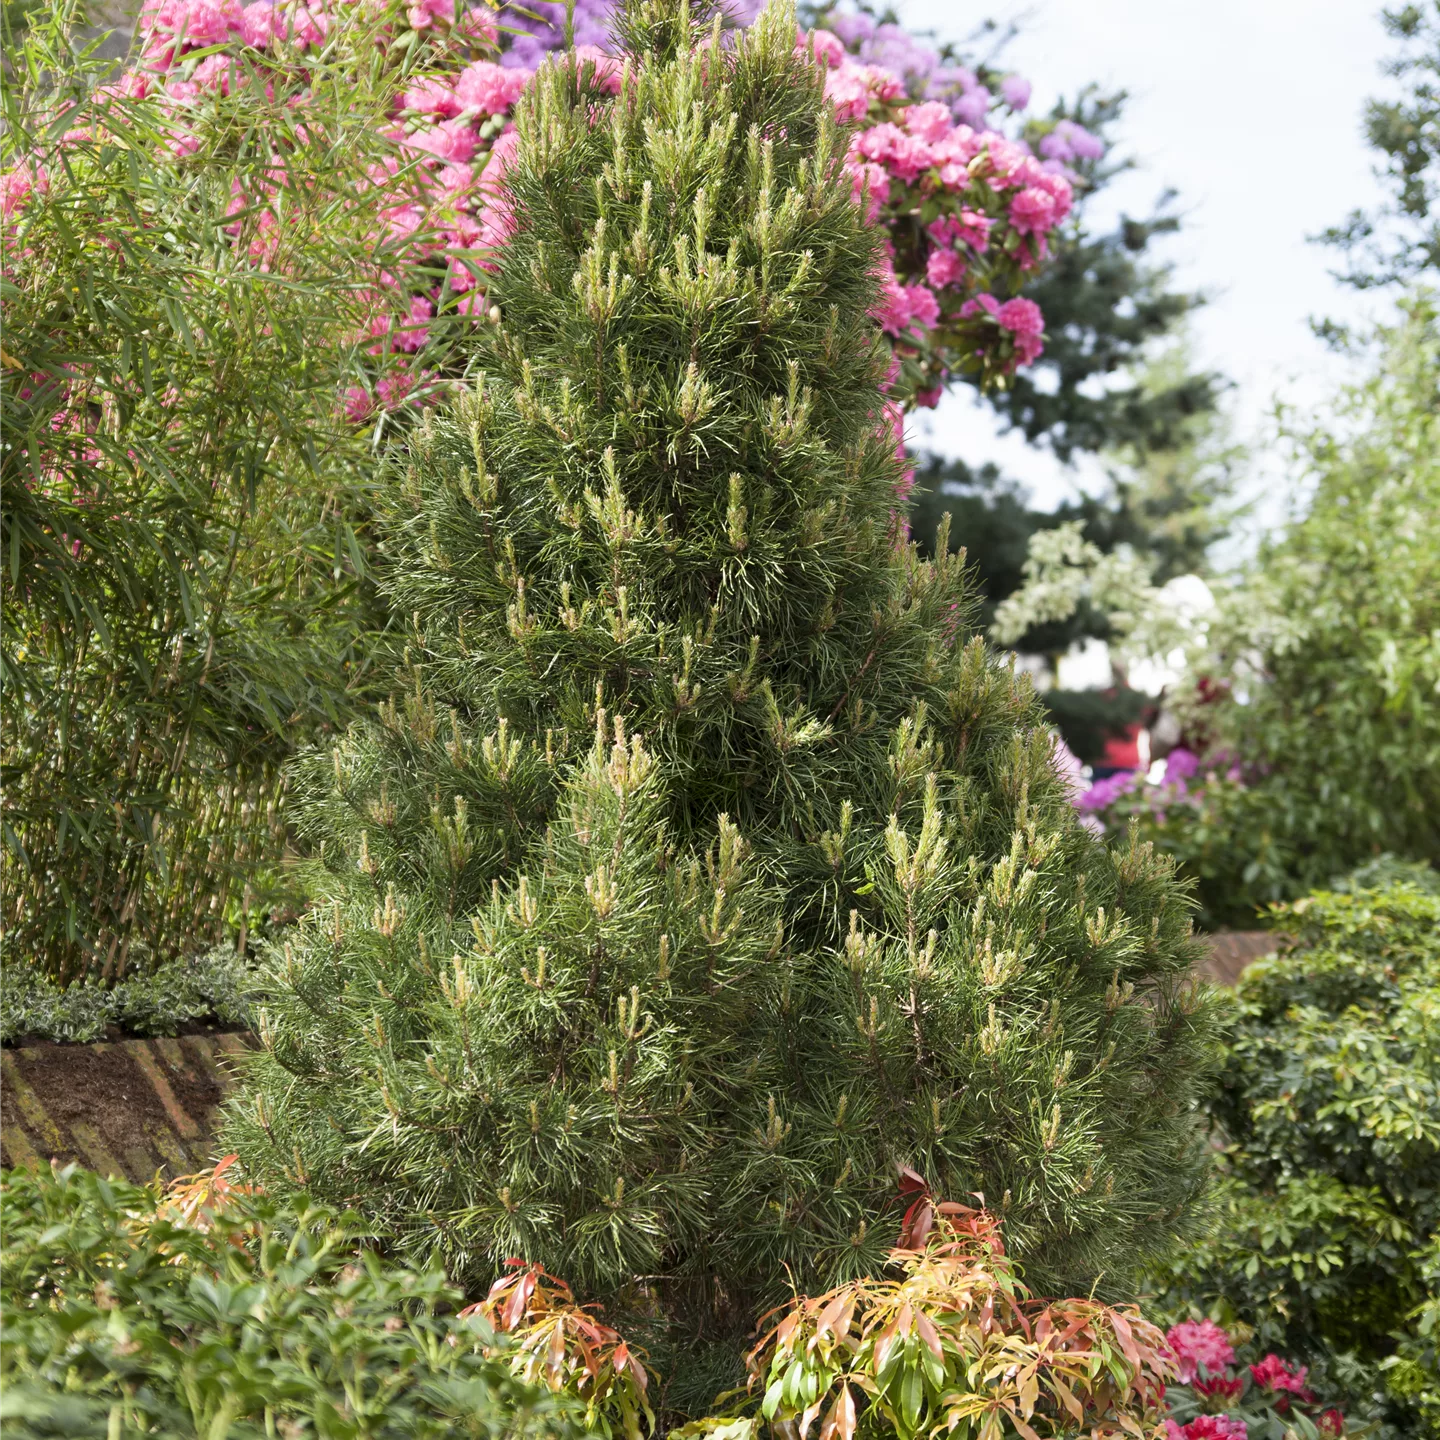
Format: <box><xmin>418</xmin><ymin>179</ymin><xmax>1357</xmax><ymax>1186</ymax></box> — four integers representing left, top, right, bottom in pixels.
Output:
<box><xmin>226</xmin><ymin>0</ymin><xmax>1218</xmax><ymax>1395</ymax></box>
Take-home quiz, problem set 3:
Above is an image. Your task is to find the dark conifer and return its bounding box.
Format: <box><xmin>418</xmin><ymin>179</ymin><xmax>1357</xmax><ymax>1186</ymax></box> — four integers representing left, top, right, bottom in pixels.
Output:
<box><xmin>227</xmin><ymin>0</ymin><xmax>1216</xmax><ymax>1398</ymax></box>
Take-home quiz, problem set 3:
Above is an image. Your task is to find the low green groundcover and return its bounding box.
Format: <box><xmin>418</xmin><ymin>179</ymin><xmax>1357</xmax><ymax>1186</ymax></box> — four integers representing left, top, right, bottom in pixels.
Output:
<box><xmin>0</xmin><ymin>1164</ymin><xmax>585</xmax><ymax>1439</ymax></box>
<box><xmin>0</xmin><ymin>946</ymin><xmax>255</xmax><ymax>1046</ymax></box>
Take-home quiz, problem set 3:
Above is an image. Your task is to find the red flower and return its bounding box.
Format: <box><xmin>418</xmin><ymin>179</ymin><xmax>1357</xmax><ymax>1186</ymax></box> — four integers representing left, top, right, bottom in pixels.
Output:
<box><xmin>1318</xmin><ymin>1409</ymin><xmax>1345</xmax><ymax>1436</ymax></box>
<box><xmin>1249</xmin><ymin>1354</ymin><xmax>1314</xmax><ymax>1409</ymax></box>
<box><xmin>1194</xmin><ymin>1373</ymin><xmax>1244</xmax><ymax>1405</ymax></box>
<box><xmin>1179</xmin><ymin>1416</ymin><xmax>1248</xmax><ymax>1440</ymax></box>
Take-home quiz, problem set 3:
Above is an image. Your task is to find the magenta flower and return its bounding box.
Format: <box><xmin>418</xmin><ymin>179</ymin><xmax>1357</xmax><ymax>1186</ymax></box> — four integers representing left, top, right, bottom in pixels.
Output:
<box><xmin>1178</xmin><ymin>1419</ymin><xmax>1248</xmax><ymax>1440</ymax></box>
<box><xmin>1250</xmin><ymin>1355</ymin><xmax>1313</xmax><ymax>1405</ymax></box>
<box><xmin>1166</xmin><ymin>1321</ymin><xmax>1237</xmax><ymax>1384</ymax></box>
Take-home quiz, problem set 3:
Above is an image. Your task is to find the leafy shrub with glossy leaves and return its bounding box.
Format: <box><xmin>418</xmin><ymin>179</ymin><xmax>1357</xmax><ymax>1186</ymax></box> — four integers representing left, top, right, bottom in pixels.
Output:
<box><xmin>680</xmin><ymin>1198</ymin><xmax>1174</xmax><ymax>1440</ymax></box>
<box><xmin>0</xmin><ymin>1162</ymin><xmax>590</xmax><ymax>1440</ymax></box>
<box><xmin>1152</xmin><ymin>882</ymin><xmax>1440</xmax><ymax>1439</ymax></box>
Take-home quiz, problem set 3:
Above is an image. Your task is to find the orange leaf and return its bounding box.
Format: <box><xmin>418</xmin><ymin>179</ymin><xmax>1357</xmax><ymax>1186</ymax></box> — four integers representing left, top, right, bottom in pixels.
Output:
<box><xmin>1109</xmin><ymin>1310</ymin><xmax>1141</xmax><ymax>1373</ymax></box>
<box><xmin>819</xmin><ymin>1383</ymin><xmax>857</xmax><ymax>1440</ymax></box>
<box><xmin>914</xmin><ymin>1310</ymin><xmax>944</xmax><ymax>1361</ymax></box>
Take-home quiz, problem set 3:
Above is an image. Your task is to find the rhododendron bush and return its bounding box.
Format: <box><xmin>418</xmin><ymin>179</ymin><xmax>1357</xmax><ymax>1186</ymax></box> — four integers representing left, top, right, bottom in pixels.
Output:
<box><xmin>1161</xmin><ymin>1319</ymin><xmax>1349</xmax><ymax>1440</ymax></box>
<box><xmin>41</xmin><ymin>0</ymin><xmax>1091</xmax><ymax>419</ymax></box>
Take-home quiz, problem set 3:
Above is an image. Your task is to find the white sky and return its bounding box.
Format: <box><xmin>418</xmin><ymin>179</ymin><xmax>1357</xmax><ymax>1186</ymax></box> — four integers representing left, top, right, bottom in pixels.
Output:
<box><xmin>891</xmin><ymin>0</ymin><xmax>1399</xmax><ymax>510</ymax></box>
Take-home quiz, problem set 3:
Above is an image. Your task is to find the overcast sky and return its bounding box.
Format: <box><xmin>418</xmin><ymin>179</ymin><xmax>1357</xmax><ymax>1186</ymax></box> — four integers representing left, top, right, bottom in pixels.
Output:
<box><xmin>890</xmin><ymin>0</ymin><xmax>1399</xmax><ymax>509</ymax></box>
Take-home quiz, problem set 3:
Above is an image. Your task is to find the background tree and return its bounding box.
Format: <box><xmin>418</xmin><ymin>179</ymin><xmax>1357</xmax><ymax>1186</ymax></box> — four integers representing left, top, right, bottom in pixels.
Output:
<box><xmin>226</xmin><ymin>0</ymin><xmax>1217</xmax><ymax>1410</ymax></box>
<box><xmin>1320</xmin><ymin>1</ymin><xmax>1440</xmax><ymax>290</ymax></box>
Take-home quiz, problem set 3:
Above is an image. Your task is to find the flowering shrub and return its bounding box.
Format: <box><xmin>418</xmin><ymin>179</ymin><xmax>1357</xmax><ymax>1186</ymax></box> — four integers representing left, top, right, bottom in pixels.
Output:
<box><xmin>1162</xmin><ymin>1319</ymin><xmax>1349</xmax><ymax>1439</ymax></box>
<box><xmin>679</xmin><ymin>1199</ymin><xmax>1175</xmax><ymax>1440</ymax></box>
<box><xmin>1074</xmin><ymin>749</ymin><xmax>1297</xmax><ymax>929</ymax></box>
<box><xmin>18</xmin><ymin>0</ymin><xmax>1091</xmax><ymax>420</ymax></box>
<box><xmin>1153</xmin><ymin>883</ymin><xmax>1440</xmax><ymax>1439</ymax></box>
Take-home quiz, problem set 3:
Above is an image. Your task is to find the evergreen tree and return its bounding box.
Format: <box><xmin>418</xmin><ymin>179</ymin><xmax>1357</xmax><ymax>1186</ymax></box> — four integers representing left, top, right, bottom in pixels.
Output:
<box><xmin>226</xmin><ymin>0</ymin><xmax>1217</xmax><ymax>1401</ymax></box>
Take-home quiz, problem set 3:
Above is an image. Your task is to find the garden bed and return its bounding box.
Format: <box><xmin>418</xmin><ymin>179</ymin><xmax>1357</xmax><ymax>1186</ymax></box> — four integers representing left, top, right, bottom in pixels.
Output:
<box><xmin>0</xmin><ymin>1032</ymin><xmax>252</xmax><ymax>1181</ymax></box>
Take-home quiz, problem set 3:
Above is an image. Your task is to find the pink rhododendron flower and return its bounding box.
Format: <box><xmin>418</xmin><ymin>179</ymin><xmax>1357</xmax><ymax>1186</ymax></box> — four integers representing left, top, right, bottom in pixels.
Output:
<box><xmin>402</xmin><ymin>76</ymin><xmax>462</xmax><ymax>118</ymax></box>
<box><xmin>407</xmin><ymin>118</ymin><xmax>479</xmax><ymax>163</ymax></box>
<box><xmin>343</xmin><ymin>385</ymin><xmax>374</xmax><ymax>422</ymax></box>
<box><xmin>823</xmin><ymin>58</ymin><xmax>902</xmax><ymax>121</ymax></box>
<box><xmin>1166</xmin><ymin>1321</ymin><xmax>1237</xmax><ymax>1384</ymax></box>
<box><xmin>928</xmin><ymin>211</ymin><xmax>992</xmax><ymax>255</ymax></box>
<box><xmin>376</xmin><ymin>367</ymin><xmax>414</xmax><ymax>409</ymax></box>
<box><xmin>237</xmin><ymin>1</ymin><xmax>278</xmax><ymax>48</ymax></box>
<box><xmin>996</xmin><ymin>297</ymin><xmax>1045</xmax><ymax>362</ymax></box>
<box><xmin>1194</xmin><ymin>1374</ymin><xmax>1244</xmax><ymax>1403</ymax></box>
<box><xmin>143</xmin><ymin>0</ymin><xmax>239</xmax><ymax>45</ymax></box>
<box><xmin>1250</xmin><ymin>1355</ymin><xmax>1312</xmax><ymax>1404</ymax></box>
<box><xmin>275</xmin><ymin>3</ymin><xmax>327</xmax><ymax>48</ymax></box>
<box><xmin>901</xmin><ymin>100</ymin><xmax>954</xmax><ymax>145</ymax></box>
<box><xmin>1178</xmin><ymin>1420</ymin><xmax>1248</xmax><ymax>1440</ymax></box>
<box><xmin>390</xmin><ymin>294</ymin><xmax>434</xmax><ymax>352</ymax></box>
<box><xmin>1318</xmin><ymin>1410</ymin><xmax>1345</xmax><ymax>1436</ymax></box>
<box><xmin>454</xmin><ymin>60</ymin><xmax>530</xmax><ymax>114</ymax></box>
<box><xmin>804</xmin><ymin>26</ymin><xmax>846</xmax><ymax>68</ymax></box>
<box><xmin>0</xmin><ymin>163</ymin><xmax>47</xmax><ymax>218</ymax></box>
<box><xmin>925</xmin><ymin>248</ymin><xmax>967</xmax><ymax>288</ymax></box>
<box><xmin>1009</xmin><ymin>184</ymin><xmax>1064</xmax><ymax>235</ymax></box>
<box><xmin>573</xmin><ymin>44</ymin><xmax>623</xmax><ymax>93</ymax></box>
<box><xmin>407</xmin><ymin>0</ymin><xmax>455</xmax><ymax>29</ymax></box>
<box><xmin>191</xmin><ymin>52</ymin><xmax>240</xmax><ymax>93</ymax></box>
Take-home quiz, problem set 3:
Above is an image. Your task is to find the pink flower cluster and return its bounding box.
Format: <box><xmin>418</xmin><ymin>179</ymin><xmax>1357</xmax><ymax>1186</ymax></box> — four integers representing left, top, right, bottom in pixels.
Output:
<box><xmin>1161</xmin><ymin>1321</ymin><xmax>1343</xmax><ymax>1438</ymax></box>
<box><xmin>1248</xmin><ymin>1354</ymin><xmax>1313</xmax><ymax>1406</ymax></box>
<box><xmin>1166</xmin><ymin>1418</ymin><xmax>1249</xmax><ymax>1440</ymax></box>
<box><xmin>806</xmin><ymin>20</ymin><xmax>1099</xmax><ymax>407</ymax></box>
<box><xmin>7</xmin><ymin>0</ymin><xmax>1085</xmax><ymax>433</ymax></box>
<box><xmin>1166</xmin><ymin>1320</ymin><xmax>1236</xmax><ymax>1384</ymax></box>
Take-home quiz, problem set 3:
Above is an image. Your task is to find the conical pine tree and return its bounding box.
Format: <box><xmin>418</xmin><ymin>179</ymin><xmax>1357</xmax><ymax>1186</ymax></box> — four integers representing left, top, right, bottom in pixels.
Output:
<box><xmin>226</xmin><ymin>0</ymin><xmax>1217</xmax><ymax>1398</ymax></box>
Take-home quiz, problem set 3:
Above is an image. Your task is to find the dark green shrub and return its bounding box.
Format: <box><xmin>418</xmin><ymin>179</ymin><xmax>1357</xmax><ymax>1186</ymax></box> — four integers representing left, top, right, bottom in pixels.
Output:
<box><xmin>0</xmin><ymin>1163</ymin><xmax>588</xmax><ymax>1440</ymax></box>
<box><xmin>224</xmin><ymin>0</ymin><xmax>1217</xmax><ymax>1401</ymax></box>
<box><xmin>1153</xmin><ymin>882</ymin><xmax>1440</xmax><ymax>1438</ymax></box>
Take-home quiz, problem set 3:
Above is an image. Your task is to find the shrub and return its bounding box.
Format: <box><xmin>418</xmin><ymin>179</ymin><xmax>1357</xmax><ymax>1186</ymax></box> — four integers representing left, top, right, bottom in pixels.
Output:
<box><xmin>1077</xmin><ymin>754</ymin><xmax>1296</xmax><ymax>929</ymax></box>
<box><xmin>1163</xmin><ymin>1317</ymin><xmax>1349</xmax><ymax>1440</ymax></box>
<box><xmin>681</xmin><ymin>1200</ymin><xmax>1175</xmax><ymax>1440</ymax></box>
<box><xmin>0</xmin><ymin>1161</ymin><xmax>590</xmax><ymax>1440</ymax></box>
<box><xmin>224</xmin><ymin>0</ymin><xmax>1218</xmax><ymax>1403</ymax></box>
<box><xmin>1152</xmin><ymin>882</ymin><xmax>1440</xmax><ymax>1438</ymax></box>
<box><xmin>0</xmin><ymin>3</ymin><xmax>422</xmax><ymax>982</ymax></box>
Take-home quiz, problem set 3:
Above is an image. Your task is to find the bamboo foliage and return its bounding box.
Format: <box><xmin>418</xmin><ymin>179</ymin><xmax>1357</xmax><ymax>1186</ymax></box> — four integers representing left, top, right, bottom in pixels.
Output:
<box><xmin>0</xmin><ymin>5</ymin><xmax>434</xmax><ymax>980</ymax></box>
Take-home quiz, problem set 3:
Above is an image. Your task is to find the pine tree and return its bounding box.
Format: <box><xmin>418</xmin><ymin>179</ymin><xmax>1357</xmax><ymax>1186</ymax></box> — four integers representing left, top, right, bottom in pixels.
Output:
<box><xmin>226</xmin><ymin>0</ymin><xmax>1217</xmax><ymax>1401</ymax></box>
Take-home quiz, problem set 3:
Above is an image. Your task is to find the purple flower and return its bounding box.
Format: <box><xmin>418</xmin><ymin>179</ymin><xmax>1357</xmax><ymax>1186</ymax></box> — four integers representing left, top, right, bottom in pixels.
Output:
<box><xmin>1040</xmin><ymin>119</ymin><xmax>1104</xmax><ymax>163</ymax></box>
<box><xmin>1076</xmin><ymin>770</ymin><xmax>1142</xmax><ymax>814</ymax></box>
<box><xmin>859</xmin><ymin>24</ymin><xmax>939</xmax><ymax>82</ymax></box>
<box><xmin>1163</xmin><ymin>748</ymin><xmax>1200</xmax><ymax>785</ymax></box>
<box><xmin>1000</xmin><ymin>74</ymin><xmax>1031</xmax><ymax>110</ymax></box>
<box><xmin>953</xmin><ymin>87</ymin><xmax>991</xmax><ymax>127</ymax></box>
<box><xmin>828</xmin><ymin>11</ymin><xmax>875</xmax><ymax>46</ymax></box>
